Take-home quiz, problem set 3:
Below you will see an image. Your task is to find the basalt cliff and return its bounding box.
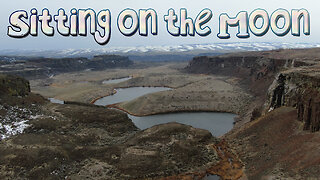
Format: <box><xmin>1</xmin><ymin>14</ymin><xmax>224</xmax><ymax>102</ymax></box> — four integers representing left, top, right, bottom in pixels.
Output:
<box><xmin>267</xmin><ymin>69</ymin><xmax>320</xmax><ymax>132</ymax></box>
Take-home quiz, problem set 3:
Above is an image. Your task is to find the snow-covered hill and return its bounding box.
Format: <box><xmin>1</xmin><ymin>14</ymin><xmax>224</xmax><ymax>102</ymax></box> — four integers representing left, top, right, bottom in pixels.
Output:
<box><xmin>0</xmin><ymin>42</ymin><xmax>319</xmax><ymax>58</ymax></box>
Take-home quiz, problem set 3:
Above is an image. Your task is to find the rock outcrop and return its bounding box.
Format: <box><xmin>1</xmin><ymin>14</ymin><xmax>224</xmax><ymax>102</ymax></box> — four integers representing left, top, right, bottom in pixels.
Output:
<box><xmin>185</xmin><ymin>53</ymin><xmax>307</xmax><ymax>97</ymax></box>
<box><xmin>267</xmin><ymin>70</ymin><xmax>320</xmax><ymax>132</ymax></box>
<box><xmin>0</xmin><ymin>74</ymin><xmax>30</xmax><ymax>96</ymax></box>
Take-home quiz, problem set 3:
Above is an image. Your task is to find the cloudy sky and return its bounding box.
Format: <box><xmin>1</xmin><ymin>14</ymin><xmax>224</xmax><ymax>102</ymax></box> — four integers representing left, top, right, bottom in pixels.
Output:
<box><xmin>0</xmin><ymin>0</ymin><xmax>318</xmax><ymax>50</ymax></box>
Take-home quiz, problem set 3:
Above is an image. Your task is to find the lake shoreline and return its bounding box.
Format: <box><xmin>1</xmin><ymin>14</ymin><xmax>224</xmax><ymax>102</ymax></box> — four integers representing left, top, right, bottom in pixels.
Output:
<box><xmin>93</xmin><ymin>86</ymin><xmax>236</xmax><ymax>137</ymax></box>
<box><xmin>107</xmin><ymin>102</ymin><xmax>236</xmax><ymax>118</ymax></box>
<box><xmin>90</xmin><ymin>84</ymin><xmax>248</xmax><ymax>120</ymax></box>
<box><xmin>90</xmin><ymin>85</ymin><xmax>175</xmax><ymax>104</ymax></box>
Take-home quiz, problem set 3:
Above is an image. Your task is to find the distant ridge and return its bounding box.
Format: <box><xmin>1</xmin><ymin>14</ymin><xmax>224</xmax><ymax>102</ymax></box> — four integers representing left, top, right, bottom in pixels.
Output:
<box><xmin>0</xmin><ymin>42</ymin><xmax>319</xmax><ymax>59</ymax></box>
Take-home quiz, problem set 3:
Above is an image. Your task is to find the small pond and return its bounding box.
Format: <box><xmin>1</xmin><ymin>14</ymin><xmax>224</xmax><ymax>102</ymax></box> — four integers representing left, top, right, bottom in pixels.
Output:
<box><xmin>94</xmin><ymin>87</ymin><xmax>171</xmax><ymax>106</ymax></box>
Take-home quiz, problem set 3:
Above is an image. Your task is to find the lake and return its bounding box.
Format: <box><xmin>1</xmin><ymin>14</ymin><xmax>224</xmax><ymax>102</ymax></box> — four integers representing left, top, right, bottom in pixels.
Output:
<box><xmin>94</xmin><ymin>86</ymin><xmax>235</xmax><ymax>137</ymax></box>
<box><xmin>48</xmin><ymin>98</ymin><xmax>64</xmax><ymax>104</ymax></box>
<box><xmin>129</xmin><ymin>112</ymin><xmax>235</xmax><ymax>137</ymax></box>
<box><xmin>94</xmin><ymin>87</ymin><xmax>171</xmax><ymax>106</ymax></box>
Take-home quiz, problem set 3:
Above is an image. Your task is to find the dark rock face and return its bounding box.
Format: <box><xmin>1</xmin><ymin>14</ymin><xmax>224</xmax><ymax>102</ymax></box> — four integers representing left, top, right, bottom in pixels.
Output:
<box><xmin>268</xmin><ymin>73</ymin><xmax>320</xmax><ymax>132</ymax></box>
<box><xmin>269</xmin><ymin>74</ymin><xmax>286</xmax><ymax>109</ymax></box>
<box><xmin>0</xmin><ymin>74</ymin><xmax>30</xmax><ymax>96</ymax></box>
<box><xmin>297</xmin><ymin>88</ymin><xmax>320</xmax><ymax>132</ymax></box>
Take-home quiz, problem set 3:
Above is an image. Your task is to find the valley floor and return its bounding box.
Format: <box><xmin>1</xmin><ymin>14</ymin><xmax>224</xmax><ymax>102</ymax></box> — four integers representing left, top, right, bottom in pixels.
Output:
<box><xmin>30</xmin><ymin>61</ymin><xmax>252</xmax><ymax>120</ymax></box>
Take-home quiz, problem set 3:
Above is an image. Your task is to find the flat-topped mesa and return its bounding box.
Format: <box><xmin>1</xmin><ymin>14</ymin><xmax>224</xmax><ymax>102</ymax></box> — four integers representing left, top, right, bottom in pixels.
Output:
<box><xmin>186</xmin><ymin>54</ymin><xmax>308</xmax><ymax>77</ymax></box>
<box><xmin>90</xmin><ymin>55</ymin><xmax>134</xmax><ymax>70</ymax></box>
<box><xmin>92</xmin><ymin>54</ymin><xmax>130</xmax><ymax>60</ymax></box>
<box><xmin>0</xmin><ymin>54</ymin><xmax>133</xmax><ymax>78</ymax></box>
<box><xmin>29</xmin><ymin>55</ymin><xmax>133</xmax><ymax>72</ymax></box>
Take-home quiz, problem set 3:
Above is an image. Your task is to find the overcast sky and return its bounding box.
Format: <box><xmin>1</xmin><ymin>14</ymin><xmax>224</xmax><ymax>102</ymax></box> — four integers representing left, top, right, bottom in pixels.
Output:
<box><xmin>0</xmin><ymin>0</ymin><xmax>318</xmax><ymax>50</ymax></box>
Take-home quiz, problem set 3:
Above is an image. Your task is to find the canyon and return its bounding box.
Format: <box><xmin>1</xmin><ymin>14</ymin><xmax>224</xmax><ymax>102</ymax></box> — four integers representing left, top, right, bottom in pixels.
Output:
<box><xmin>0</xmin><ymin>47</ymin><xmax>320</xmax><ymax>179</ymax></box>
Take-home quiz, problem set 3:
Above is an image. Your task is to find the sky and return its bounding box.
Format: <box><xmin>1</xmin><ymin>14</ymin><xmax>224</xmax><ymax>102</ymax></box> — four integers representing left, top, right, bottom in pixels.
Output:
<box><xmin>0</xmin><ymin>0</ymin><xmax>318</xmax><ymax>50</ymax></box>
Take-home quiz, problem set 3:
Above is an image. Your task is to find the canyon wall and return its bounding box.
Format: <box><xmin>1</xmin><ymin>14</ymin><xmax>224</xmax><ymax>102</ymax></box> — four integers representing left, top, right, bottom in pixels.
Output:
<box><xmin>0</xmin><ymin>55</ymin><xmax>133</xmax><ymax>79</ymax></box>
<box><xmin>267</xmin><ymin>71</ymin><xmax>320</xmax><ymax>132</ymax></box>
<box><xmin>185</xmin><ymin>54</ymin><xmax>307</xmax><ymax>97</ymax></box>
<box><xmin>186</xmin><ymin>52</ymin><xmax>319</xmax><ymax>132</ymax></box>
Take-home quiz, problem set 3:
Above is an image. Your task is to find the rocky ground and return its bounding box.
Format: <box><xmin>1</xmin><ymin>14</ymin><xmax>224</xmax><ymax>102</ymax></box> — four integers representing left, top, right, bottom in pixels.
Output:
<box><xmin>225</xmin><ymin>107</ymin><xmax>320</xmax><ymax>179</ymax></box>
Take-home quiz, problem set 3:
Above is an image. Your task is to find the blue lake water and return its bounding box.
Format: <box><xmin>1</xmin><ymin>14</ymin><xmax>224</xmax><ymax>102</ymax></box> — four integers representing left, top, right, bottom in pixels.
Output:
<box><xmin>94</xmin><ymin>87</ymin><xmax>171</xmax><ymax>106</ymax></box>
<box><xmin>129</xmin><ymin>112</ymin><xmax>235</xmax><ymax>137</ymax></box>
<box><xmin>94</xmin><ymin>86</ymin><xmax>235</xmax><ymax>137</ymax></box>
